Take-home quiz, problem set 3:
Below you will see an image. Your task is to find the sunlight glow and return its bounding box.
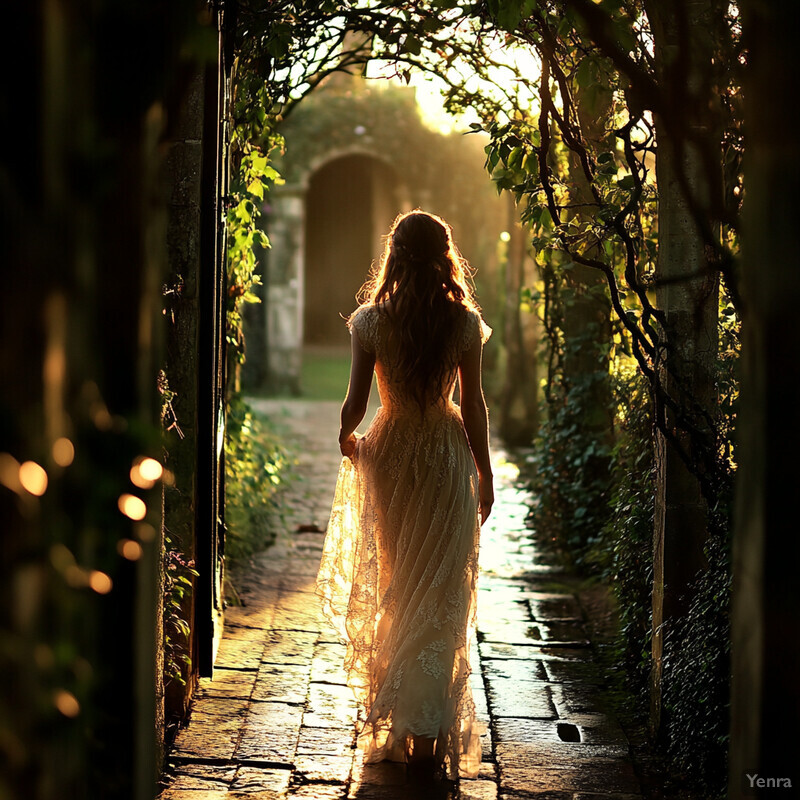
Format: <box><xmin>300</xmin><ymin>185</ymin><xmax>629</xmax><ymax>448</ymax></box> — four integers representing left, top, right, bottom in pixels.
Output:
<box><xmin>118</xmin><ymin>493</ymin><xmax>147</xmax><ymax>521</ymax></box>
<box><xmin>366</xmin><ymin>29</ymin><xmax>541</xmax><ymax>134</ymax></box>
<box><xmin>19</xmin><ymin>461</ymin><xmax>48</xmax><ymax>496</ymax></box>
<box><xmin>493</xmin><ymin>456</ymin><xmax>520</xmax><ymax>483</ymax></box>
<box><xmin>52</xmin><ymin>437</ymin><xmax>75</xmax><ymax>467</ymax></box>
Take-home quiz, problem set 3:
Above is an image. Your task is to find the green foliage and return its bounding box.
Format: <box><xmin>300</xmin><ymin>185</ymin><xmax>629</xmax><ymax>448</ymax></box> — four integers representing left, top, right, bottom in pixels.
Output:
<box><xmin>224</xmin><ymin>397</ymin><xmax>296</xmax><ymax>562</ymax></box>
<box><xmin>162</xmin><ymin>538</ymin><xmax>199</xmax><ymax>686</ymax></box>
<box><xmin>662</xmin><ymin>530</ymin><xmax>731</xmax><ymax>797</ymax></box>
<box><xmin>654</xmin><ymin>305</ymin><xmax>738</xmax><ymax>796</ymax></box>
<box><xmin>529</xmin><ymin>332</ymin><xmax>615</xmax><ymax>563</ymax></box>
<box><xmin>226</xmin><ymin>125</ymin><xmax>283</xmax><ymax>364</ymax></box>
<box><xmin>224</xmin><ymin>35</ymin><xmax>295</xmax><ymax>578</ymax></box>
<box><xmin>589</xmin><ymin>368</ymin><xmax>655</xmax><ymax>694</ymax></box>
<box><xmin>585</xmin><ymin>321</ymin><xmax>737</xmax><ymax>796</ymax></box>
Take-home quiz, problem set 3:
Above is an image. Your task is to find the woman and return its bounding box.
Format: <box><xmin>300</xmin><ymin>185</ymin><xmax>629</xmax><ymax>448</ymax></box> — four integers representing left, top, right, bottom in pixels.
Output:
<box><xmin>315</xmin><ymin>210</ymin><xmax>493</xmax><ymax>784</ymax></box>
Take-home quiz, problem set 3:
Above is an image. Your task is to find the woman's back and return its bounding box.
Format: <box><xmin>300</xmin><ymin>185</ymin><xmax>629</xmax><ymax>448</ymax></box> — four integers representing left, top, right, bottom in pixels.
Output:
<box><xmin>349</xmin><ymin>302</ymin><xmax>483</xmax><ymax>416</ymax></box>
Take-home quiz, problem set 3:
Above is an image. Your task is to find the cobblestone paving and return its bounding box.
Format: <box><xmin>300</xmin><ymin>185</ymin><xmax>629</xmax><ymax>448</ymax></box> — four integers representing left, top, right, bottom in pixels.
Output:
<box><xmin>159</xmin><ymin>398</ymin><xmax>643</xmax><ymax>800</ymax></box>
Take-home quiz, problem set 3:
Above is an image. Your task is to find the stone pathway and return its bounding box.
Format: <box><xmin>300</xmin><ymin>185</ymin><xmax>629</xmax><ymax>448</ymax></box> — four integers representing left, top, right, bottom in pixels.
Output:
<box><xmin>158</xmin><ymin>398</ymin><xmax>643</xmax><ymax>800</ymax></box>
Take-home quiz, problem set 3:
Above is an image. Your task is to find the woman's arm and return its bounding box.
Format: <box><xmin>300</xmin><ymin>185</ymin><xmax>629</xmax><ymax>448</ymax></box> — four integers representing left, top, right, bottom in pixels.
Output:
<box><xmin>339</xmin><ymin>328</ymin><xmax>375</xmax><ymax>457</ymax></box>
<box><xmin>458</xmin><ymin>333</ymin><xmax>494</xmax><ymax>524</ymax></box>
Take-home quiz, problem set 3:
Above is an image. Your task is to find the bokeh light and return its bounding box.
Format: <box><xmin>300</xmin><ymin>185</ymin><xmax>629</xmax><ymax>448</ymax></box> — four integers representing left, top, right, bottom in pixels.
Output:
<box><xmin>34</xmin><ymin>644</ymin><xmax>55</xmax><ymax>670</ymax></box>
<box><xmin>88</xmin><ymin>571</ymin><xmax>113</xmax><ymax>594</ymax></box>
<box><xmin>138</xmin><ymin>457</ymin><xmax>163</xmax><ymax>481</ymax></box>
<box><xmin>52</xmin><ymin>437</ymin><xmax>75</xmax><ymax>467</ymax></box>
<box><xmin>118</xmin><ymin>493</ymin><xmax>146</xmax><ymax>521</ymax></box>
<box><xmin>49</xmin><ymin>543</ymin><xmax>76</xmax><ymax>572</ymax></box>
<box><xmin>54</xmin><ymin>689</ymin><xmax>80</xmax><ymax>718</ymax></box>
<box><xmin>130</xmin><ymin>456</ymin><xmax>163</xmax><ymax>489</ymax></box>
<box><xmin>19</xmin><ymin>461</ymin><xmax>48</xmax><ymax>496</ymax></box>
<box><xmin>129</xmin><ymin>466</ymin><xmax>153</xmax><ymax>489</ymax></box>
<box><xmin>118</xmin><ymin>539</ymin><xmax>143</xmax><ymax>561</ymax></box>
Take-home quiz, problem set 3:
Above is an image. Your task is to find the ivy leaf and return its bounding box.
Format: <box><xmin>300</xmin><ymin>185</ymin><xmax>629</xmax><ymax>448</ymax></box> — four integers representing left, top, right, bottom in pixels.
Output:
<box><xmin>251</xmin><ymin>153</ymin><xmax>268</xmax><ymax>174</ymax></box>
<box><xmin>617</xmin><ymin>174</ymin><xmax>636</xmax><ymax>190</ymax></box>
<box><xmin>247</xmin><ymin>178</ymin><xmax>264</xmax><ymax>200</ymax></box>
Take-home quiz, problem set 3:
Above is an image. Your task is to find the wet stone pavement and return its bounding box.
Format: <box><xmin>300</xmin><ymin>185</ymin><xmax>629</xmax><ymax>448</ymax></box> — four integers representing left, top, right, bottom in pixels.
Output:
<box><xmin>158</xmin><ymin>398</ymin><xmax>643</xmax><ymax>800</ymax></box>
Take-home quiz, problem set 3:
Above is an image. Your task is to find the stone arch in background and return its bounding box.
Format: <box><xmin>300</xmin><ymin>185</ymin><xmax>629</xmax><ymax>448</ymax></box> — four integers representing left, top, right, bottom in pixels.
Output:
<box><xmin>260</xmin><ymin>146</ymin><xmax>412</xmax><ymax>394</ymax></box>
<box><xmin>304</xmin><ymin>152</ymin><xmax>406</xmax><ymax>346</ymax></box>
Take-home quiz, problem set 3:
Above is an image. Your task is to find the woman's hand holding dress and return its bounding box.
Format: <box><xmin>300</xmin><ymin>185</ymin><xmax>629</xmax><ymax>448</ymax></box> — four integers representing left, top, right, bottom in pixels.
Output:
<box><xmin>338</xmin><ymin>326</ymin><xmax>375</xmax><ymax>461</ymax></box>
<box><xmin>340</xmin><ymin>433</ymin><xmax>358</xmax><ymax>459</ymax></box>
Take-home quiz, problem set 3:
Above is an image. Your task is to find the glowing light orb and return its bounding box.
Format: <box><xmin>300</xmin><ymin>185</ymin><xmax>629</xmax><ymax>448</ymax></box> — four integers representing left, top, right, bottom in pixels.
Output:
<box><xmin>118</xmin><ymin>539</ymin><xmax>143</xmax><ymax>561</ymax></box>
<box><xmin>118</xmin><ymin>493</ymin><xmax>146</xmax><ymax>521</ymax></box>
<box><xmin>54</xmin><ymin>689</ymin><xmax>80</xmax><ymax>718</ymax></box>
<box><xmin>130</xmin><ymin>457</ymin><xmax>163</xmax><ymax>488</ymax></box>
<box><xmin>52</xmin><ymin>437</ymin><xmax>75</xmax><ymax>467</ymax></box>
<box><xmin>88</xmin><ymin>570</ymin><xmax>113</xmax><ymax>594</ymax></box>
<box><xmin>138</xmin><ymin>458</ymin><xmax>163</xmax><ymax>481</ymax></box>
<box><xmin>19</xmin><ymin>461</ymin><xmax>48</xmax><ymax>496</ymax></box>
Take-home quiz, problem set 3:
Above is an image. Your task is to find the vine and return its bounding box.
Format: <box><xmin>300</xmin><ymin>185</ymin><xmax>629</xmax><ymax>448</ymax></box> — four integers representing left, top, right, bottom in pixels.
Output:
<box><xmin>162</xmin><ymin>535</ymin><xmax>199</xmax><ymax>686</ymax></box>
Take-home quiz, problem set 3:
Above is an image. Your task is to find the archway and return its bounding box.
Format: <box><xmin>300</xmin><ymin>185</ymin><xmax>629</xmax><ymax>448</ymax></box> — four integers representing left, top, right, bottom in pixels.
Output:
<box><xmin>303</xmin><ymin>154</ymin><xmax>400</xmax><ymax>346</ymax></box>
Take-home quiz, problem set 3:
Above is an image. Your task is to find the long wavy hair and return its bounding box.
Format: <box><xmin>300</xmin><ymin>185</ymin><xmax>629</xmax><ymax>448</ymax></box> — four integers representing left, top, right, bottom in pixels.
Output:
<box><xmin>356</xmin><ymin>210</ymin><xmax>480</xmax><ymax>408</ymax></box>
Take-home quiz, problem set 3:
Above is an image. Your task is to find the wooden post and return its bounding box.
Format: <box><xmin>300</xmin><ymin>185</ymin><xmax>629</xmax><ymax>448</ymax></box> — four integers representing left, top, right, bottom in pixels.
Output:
<box><xmin>644</xmin><ymin>0</ymin><xmax>720</xmax><ymax>738</ymax></box>
<box><xmin>729</xmin><ymin>1</ymin><xmax>800</xmax><ymax>793</ymax></box>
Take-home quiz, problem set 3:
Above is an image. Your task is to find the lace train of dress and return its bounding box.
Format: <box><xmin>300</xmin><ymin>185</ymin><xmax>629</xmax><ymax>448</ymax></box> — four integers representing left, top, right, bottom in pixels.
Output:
<box><xmin>315</xmin><ymin>303</ymin><xmax>491</xmax><ymax>780</ymax></box>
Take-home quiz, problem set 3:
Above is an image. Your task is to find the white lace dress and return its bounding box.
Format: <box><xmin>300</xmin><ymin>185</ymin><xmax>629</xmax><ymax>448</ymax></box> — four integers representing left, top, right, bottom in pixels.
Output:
<box><xmin>315</xmin><ymin>302</ymin><xmax>491</xmax><ymax>779</ymax></box>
